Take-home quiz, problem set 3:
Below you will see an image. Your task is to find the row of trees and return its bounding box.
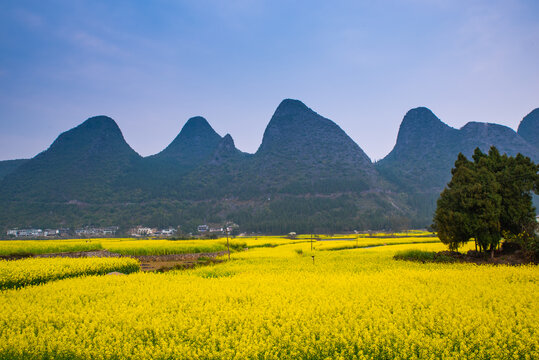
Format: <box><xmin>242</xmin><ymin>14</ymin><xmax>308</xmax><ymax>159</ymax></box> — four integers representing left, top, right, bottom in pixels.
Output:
<box><xmin>433</xmin><ymin>147</ymin><xmax>539</xmax><ymax>256</ymax></box>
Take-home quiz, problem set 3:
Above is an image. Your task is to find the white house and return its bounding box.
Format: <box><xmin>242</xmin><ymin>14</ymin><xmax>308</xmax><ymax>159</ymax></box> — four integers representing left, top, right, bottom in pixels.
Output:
<box><xmin>160</xmin><ymin>228</ymin><xmax>177</xmax><ymax>236</ymax></box>
<box><xmin>44</xmin><ymin>229</ymin><xmax>60</xmax><ymax>237</ymax></box>
<box><xmin>11</xmin><ymin>229</ymin><xmax>43</xmax><ymax>237</ymax></box>
<box><xmin>130</xmin><ymin>226</ymin><xmax>155</xmax><ymax>237</ymax></box>
<box><xmin>75</xmin><ymin>227</ymin><xmax>118</xmax><ymax>237</ymax></box>
<box><xmin>6</xmin><ymin>229</ymin><xmax>18</xmax><ymax>236</ymax></box>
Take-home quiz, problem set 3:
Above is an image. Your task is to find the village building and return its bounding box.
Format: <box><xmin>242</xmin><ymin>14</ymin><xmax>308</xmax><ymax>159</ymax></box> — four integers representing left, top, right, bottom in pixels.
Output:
<box><xmin>130</xmin><ymin>226</ymin><xmax>178</xmax><ymax>237</ymax></box>
<box><xmin>43</xmin><ymin>229</ymin><xmax>59</xmax><ymax>237</ymax></box>
<box><xmin>6</xmin><ymin>229</ymin><xmax>18</xmax><ymax>236</ymax></box>
<box><xmin>7</xmin><ymin>228</ymin><xmax>72</xmax><ymax>238</ymax></box>
<box><xmin>75</xmin><ymin>226</ymin><xmax>119</xmax><ymax>237</ymax></box>
<box><xmin>130</xmin><ymin>226</ymin><xmax>156</xmax><ymax>237</ymax></box>
<box><xmin>159</xmin><ymin>228</ymin><xmax>177</xmax><ymax>236</ymax></box>
<box><xmin>225</xmin><ymin>223</ymin><xmax>239</xmax><ymax>233</ymax></box>
<box><xmin>6</xmin><ymin>229</ymin><xmax>43</xmax><ymax>237</ymax></box>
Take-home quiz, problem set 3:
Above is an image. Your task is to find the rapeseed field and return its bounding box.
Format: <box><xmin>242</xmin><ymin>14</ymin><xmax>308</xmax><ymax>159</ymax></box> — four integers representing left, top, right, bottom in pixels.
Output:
<box><xmin>0</xmin><ymin>240</ymin><xmax>537</xmax><ymax>359</ymax></box>
<box><xmin>0</xmin><ymin>235</ymin><xmax>436</xmax><ymax>257</ymax></box>
<box><xmin>101</xmin><ymin>239</ymin><xmax>230</xmax><ymax>256</ymax></box>
<box><xmin>0</xmin><ymin>239</ymin><xmax>103</xmax><ymax>256</ymax></box>
<box><xmin>0</xmin><ymin>257</ymin><xmax>140</xmax><ymax>289</ymax></box>
<box><xmin>0</xmin><ymin>238</ymin><xmax>247</xmax><ymax>257</ymax></box>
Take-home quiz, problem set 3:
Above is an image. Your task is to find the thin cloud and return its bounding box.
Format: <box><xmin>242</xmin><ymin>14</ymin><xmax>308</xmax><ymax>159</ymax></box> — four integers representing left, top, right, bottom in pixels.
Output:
<box><xmin>66</xmin><ymin>30</ymin><xmax>127</xmax><ymax>57</ymax></box>
<box><xmin>12</xmin><ymin>8</ymin><xmax>44</xmax><ymax>29</ymax></box>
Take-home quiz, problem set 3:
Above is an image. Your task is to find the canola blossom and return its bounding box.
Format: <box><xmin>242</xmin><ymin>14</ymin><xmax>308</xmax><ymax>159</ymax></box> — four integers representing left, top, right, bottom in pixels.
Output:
<box><xmin>240</xmin><ymin>237</ymin><xmax>308</xmax><ymax>248</ymax></box>
<box><xmin>0</xmin><ymin>241</ymin><xmax>537</xmax><ymax>359</ymax></box>
<box><xmin>0</xmin><ymin>257</ymin><xmax>140</xmax><ymax>289</ymax></box>
<box><xmin>101</xmin><ymin>239</ymin><xmax>229</xmax><ymax>256</ymax></box>
<box><xmin>100</xmin><ymin>237</ymin><xmax>299</xmax><ymax>255</ymax></box>
<box><xmin>0</xmin><ymin>239</ymin><xmax>103</xmax><ymax>256</ymax></box>
<box><xmin>0</xmin><ymin>235</ymin><xmax>432</xmax><ymax>257</ymax></box>
<box><xmin>298</xmin><ymin>230</ymin><xmax>434</xmax><ymax>240</ymax></box>
<box><xmin>315</xmin><ymin>236</ymin><xmax>440</xmax><ymax>251</ymax></box>
<box><xmin>0</xmin><ymin>238</ymin><xmax>247</xmax><ymax>257</ymax></box>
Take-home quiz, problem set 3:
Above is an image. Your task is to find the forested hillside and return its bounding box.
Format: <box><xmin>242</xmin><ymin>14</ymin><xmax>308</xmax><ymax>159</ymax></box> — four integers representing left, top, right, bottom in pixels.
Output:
<box><xmin>1</xmin><ymin>101</ymin><xmax>537</xmax><ymax>234</ymax></box>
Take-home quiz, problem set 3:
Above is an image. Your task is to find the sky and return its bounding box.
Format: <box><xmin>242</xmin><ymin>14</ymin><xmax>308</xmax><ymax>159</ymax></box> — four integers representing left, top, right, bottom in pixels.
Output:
<box><xmin>1</xmin><ymin>0</ymin><xmax>538</xmax><ymax>161</ymax></box>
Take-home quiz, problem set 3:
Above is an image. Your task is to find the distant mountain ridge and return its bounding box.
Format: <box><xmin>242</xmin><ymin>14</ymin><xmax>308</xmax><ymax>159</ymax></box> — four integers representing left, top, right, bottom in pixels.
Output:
<box><xmin>376</xmin><ymin>107</ymin><xmax>460</xmax><ymax>193</ymax></box>
<box><xmin>153</xmin><ymin>116</ymin><xmax>222</xmax><ymax>165</ymax></box>
<box><xmin>210</xmin><ymin>134</ymin><xmax>246</xmax><ymax>165</ymax></box>
<box><xmin>377</xmin><ymin>107</ymin><xmax>539</xmax><ymax>193</ymax></box>
<box><xmin>257</xmin><ymin>99</ymin><xmax>372</xmax><ymax>167</ymax></box>
<box><xmin>0</xmin><ymin>100</ymin><xmax>537</xmax><ymax>233</ymax></box>
<box><xmin>375</xmin><ymin>107</ymin><xmax>539</xmax><ymax>225</ymax></box>
<box><xmin>0</xmin><ymin>159</ymin><xmax>28</xmax><ymax>181</ymax></box>
<box><xmin>250</xmin><ymin>99</ymin><xmax>379</xmax><ymax>194</ymax></box>
<box><xmin>0</xmin><ymin>115</ymin><xmax>141</xmax><ymax>203</ymax></box>
<box><xmin>517</xmin><ymin>108</ymin><xmax>539</xmax><ymax>149</ymax></box>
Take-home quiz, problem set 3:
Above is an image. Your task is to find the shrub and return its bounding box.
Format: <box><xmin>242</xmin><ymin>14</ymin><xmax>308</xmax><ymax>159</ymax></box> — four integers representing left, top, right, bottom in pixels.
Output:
<box><xmin>394</xmin><ymin>249</ymin><xmax>435</xmax><ymax>262</ymax></box>
<box><xmin>503</xmin><ymin>230</ymin><xmax>539</xmax><ymax>256</ymax></box>
<box><xmin>220</xmin><ymin>241</ymin><xmax>247</xmax><ymax>252</ymax></box>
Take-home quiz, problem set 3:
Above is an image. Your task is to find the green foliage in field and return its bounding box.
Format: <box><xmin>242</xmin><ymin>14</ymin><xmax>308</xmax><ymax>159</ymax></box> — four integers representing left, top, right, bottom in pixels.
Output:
<box><xmin>394</xmin><ymin>249</ymin><xmax>457</xmax><ymax>263</ymax></box>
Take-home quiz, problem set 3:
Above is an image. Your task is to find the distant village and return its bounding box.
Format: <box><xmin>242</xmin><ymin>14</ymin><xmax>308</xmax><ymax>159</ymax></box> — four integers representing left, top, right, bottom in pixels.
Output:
<box><xmin>5</xmin><ymin>222</ymin><xmax>240</xmax><ymax>238</ymax></box>
<box><xmin>6</xmin><ymin>227</ymin><xmax>121</xmax><ymax>238</ymax></box>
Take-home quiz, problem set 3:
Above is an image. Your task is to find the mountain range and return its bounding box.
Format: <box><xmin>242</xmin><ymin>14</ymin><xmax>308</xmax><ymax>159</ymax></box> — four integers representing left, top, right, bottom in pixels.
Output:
<box><xmin>1</xmin><ymin>99</ymin><xmax>537</xmax><ymax>234</ymax></box>
<box><xmin>376</xmin><ymin>107</ymin><xmax>539</xmax><ymax>193</ymax></box>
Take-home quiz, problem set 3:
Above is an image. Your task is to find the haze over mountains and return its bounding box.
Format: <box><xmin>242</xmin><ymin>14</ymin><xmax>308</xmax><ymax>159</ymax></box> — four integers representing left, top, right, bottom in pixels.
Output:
<box><xmin>1</xmin><ymin>100</ymin><xmax>537</xmax><ymax>233</ymax></box>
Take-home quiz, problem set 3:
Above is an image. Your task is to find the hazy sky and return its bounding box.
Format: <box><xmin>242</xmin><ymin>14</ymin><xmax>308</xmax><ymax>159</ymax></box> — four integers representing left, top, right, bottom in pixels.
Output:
<box><xmin>1</xmin><ymin>0</ymin><xmax>538</xmax><ymax>161</ymax></box>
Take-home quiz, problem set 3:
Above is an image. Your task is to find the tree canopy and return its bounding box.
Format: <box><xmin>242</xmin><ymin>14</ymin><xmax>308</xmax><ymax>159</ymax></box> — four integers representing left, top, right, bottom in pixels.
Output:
<box><xmin>433</xmin><ymin>147</ymin><xmax>539</xmax><ymax>254</ymax></box>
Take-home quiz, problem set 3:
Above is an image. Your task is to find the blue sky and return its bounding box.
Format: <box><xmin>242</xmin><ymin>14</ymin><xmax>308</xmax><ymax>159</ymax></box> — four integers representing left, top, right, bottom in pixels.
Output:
<box><xmin>1</xmin><ymin>0</ymin><xmax>538</xmax><ymax>161</ymax></box>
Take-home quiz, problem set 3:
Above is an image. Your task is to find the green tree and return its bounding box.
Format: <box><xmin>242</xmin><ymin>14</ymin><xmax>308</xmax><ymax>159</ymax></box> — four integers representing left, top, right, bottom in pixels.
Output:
<box><xmin>434</xmin><ymin>153</ymin><xmax>501</xmax><ymax>253</ymax></box>
<box><xmin>492</xmin><ymin>151</ymin><xmax>537</xmax><ymax>235</ymax></box>
<box><xmin>433</xmin><ymin>147</ymin><xmax>538</xmax><ymax>256</ymax></box>
<box><xmin>434</xmin><ymin>154</ymin><xmax>475</xmax><ymax>251</ymax></box>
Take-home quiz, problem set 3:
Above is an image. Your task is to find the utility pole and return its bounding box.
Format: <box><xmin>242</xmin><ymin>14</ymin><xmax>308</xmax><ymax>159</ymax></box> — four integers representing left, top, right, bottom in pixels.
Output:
<box><xmin>225</xmin><ymin>224</ymin><xmax>230</xmax><ymax>260</ymax></box>
<box><xmin>311</xmin><ymin>233</ymin><xmax>315</xmax><ymax>265</ymax></box>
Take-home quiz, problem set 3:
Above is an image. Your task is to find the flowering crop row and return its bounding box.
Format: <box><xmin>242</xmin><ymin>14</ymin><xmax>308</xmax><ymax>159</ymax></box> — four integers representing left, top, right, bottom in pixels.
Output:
<box><xmin>0</xmin><ymin>239</ymin><xmax>103</xmax><ymax>256</ymax></box>
<box><xmin>315</xmin><ymin>236</ymin><xmax>440</xmax><ymax>251</ymax></box>
<box><xmin>101</xmin><ymin>239</ymin><xmax>228</xmax><ymax>256</ymax></box>
<box><xmin>0</xmin><ymin>257</ymin><xmax>140</xmax><ymax>290</ymax></box>
<box><xmin>0</xmin><ymin>238</ymin><xmax>245</xmax><ymax>257</ymax></box>
<box><xmin>0</xmin><ymin>235</ymin><xmax>435</xmax><ymax>257</ymax></box>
